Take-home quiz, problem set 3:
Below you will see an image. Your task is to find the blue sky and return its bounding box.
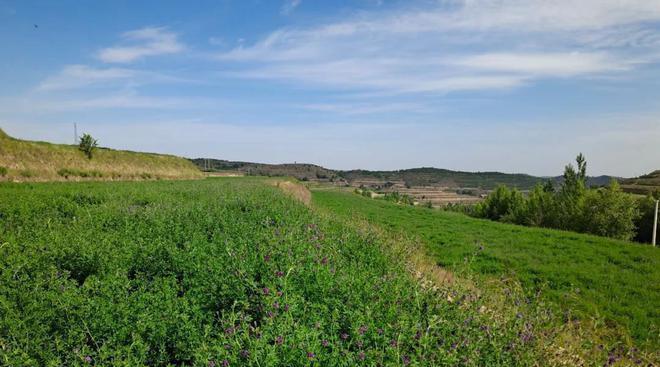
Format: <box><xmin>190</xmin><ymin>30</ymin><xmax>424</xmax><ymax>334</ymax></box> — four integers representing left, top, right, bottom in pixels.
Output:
<box><xmin>1</xmin><ymin>0</ymin><xmax>659</xmax><ymax>176</ymax></box>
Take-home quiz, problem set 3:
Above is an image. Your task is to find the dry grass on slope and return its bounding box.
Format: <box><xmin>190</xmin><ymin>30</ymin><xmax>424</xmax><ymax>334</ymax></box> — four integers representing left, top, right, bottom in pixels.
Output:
<box><xmin>0</xmin><ymin>129</ymin><xmax>203</xmax><ymax>182</ymax></box>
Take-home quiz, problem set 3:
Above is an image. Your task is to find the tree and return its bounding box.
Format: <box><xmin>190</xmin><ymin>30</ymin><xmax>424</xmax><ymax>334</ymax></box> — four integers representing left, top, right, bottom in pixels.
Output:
<box><xmin>78</xmin><ymin>133</ymin><xmax>98</xmax><ymax>159</ymax></box>
<box><xmin>557</xmin><ymin>153</ymin><xmax>588</xmax><ymax>231</ymax></box>
<box><xmin>580</xmin><ymin>180</ymin><xmax>640</xmax><ymax>240</ymax></box>
<box><xmin>475</xmin><ymin>185</ymin><xmax>526</xmax><ymax>223</ymax></box>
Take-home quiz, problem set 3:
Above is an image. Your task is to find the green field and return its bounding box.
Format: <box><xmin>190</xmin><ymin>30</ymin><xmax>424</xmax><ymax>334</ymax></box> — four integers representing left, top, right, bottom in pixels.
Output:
<box><xmin>312</xmin><ymin>189</ymin><xmax>660</xmax><ymax>349</ymax></box>
<box><xmin>0</xmin><ymin>179</ymin><xmax>542</xmax><ymax>366</ymax></box>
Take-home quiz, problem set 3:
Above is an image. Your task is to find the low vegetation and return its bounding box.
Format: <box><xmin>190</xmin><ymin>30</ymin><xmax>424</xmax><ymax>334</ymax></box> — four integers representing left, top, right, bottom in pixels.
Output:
<box><xmin>1</xmin><ymin>179</ymin><xmax>547</xmax><ymax>366</ymax></box>
<box><xmin>0</xmin><ymin>129</ymin><xmax>202</xmax><ymax>181</ymax></box>
<box><xmin>312</xmin><ymin>188</ymin><xmax>660</xmax><ymax>353</ymax></box>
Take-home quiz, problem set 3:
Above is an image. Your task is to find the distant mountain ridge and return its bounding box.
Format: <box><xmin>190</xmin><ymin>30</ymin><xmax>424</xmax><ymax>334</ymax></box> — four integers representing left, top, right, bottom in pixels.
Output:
<box><xmin>191</xmin><ymin>158</ymin><xmax>622</xmax><ymax>190</ymax></box>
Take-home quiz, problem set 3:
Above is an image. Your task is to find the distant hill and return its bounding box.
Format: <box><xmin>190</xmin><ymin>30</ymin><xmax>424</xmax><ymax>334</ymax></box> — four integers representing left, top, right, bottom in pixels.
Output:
<box><xmin>0</xmin><ymin>129</ymin><xmax>203</xmax><ymax>181</ymax></box>
<box><xmin>191</xmin><ymin>158</ymin><xmax>620</xmax><ymax>190</ymax></box>
<box><xmin>191</xmin><ymin>158</ymin><xmax>338</xmax><ymax>181</ymax></box>
<box><xmin>620</xmin><ymin>170</ymin><xmax>660</xmax><ymax>195</ymax></box>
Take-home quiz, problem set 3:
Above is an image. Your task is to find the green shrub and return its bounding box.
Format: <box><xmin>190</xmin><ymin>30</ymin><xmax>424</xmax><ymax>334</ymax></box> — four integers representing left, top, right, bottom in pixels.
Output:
<box><xmin>578</xmin><ymin>181</ymin><xmax>640</xmax><ymax>240</ymax></box>
<box><xmin>78</xmin><ymin>133</ymin><xmax>98</xmax><ymax>159</ymax></box>
<box><xmin>19</xmin><ymin>169</ymin><xmax>34</xmax><ymax>178</ymax></box>
<box><xmin>0</xmin><ymin>166</ymin><xmax>7</xmax><ymax>177</ymax></box>
<box><xmin>58</xmin><ymin>168</ymin><xmax>104</xmax><ymax>179</ymax></box>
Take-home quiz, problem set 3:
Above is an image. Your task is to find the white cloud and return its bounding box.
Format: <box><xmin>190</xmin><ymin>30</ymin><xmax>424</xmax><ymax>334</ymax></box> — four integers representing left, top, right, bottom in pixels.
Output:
<box><xmin>97</xmin><ymin>27</ymin><xmax>184</xmax><ymax>63</ymax></box>
<box><xmin>456</xmin><ymin>52</ymin><xmax>633</xmax><ymax>77</ymax></box>
<box><xmin>216</xmin><ymin>0</ymin><xmax>660</xmax><ymax>94</ymax></box>
<box><xmin>281</xmin><ymin>0</ymin><xmax>302</xmax><ymax>15</ymax></box>
<box><xmin>35</xmin><ymin>65</ymin><xmax>136</xmax><ymax>91</ymax></box>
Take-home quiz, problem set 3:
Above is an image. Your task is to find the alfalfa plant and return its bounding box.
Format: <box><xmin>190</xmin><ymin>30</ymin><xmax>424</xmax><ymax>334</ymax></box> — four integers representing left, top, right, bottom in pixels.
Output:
<box><xmin>78</xmin><ymin>133</ymin><xmax>98</xmax><ymax>159</ymax></box>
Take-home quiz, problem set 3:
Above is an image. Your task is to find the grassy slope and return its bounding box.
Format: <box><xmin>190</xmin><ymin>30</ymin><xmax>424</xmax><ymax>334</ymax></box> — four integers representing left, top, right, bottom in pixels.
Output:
<box><xmin>0</xmin><ymin>129</ymin><xmax>202</xmax><ymax>181</ymax></box>
<box><xmin>312</xmin><ymin>189</ymin><xmax>660</xmax><ymax>348</ymax></box>
<box><xmin>0</xmin><ymin>178</ymin><xmax>540</xmax><ymax>366</ymax></box>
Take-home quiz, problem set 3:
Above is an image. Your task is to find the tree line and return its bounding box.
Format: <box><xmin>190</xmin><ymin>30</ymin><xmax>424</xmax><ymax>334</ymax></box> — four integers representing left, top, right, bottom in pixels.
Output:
<box><xmin>470</xmin><ymin>154</ymin><xmax>658</xmax><ymax>242</ymax></box>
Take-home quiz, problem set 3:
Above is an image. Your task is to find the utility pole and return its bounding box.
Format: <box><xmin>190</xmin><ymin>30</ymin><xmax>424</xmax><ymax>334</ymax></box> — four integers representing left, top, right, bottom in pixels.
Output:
<box><xmin>73</xmin><ymin>123</ymin><xmax>78</xmax><ymax>144</ymax></box>
<box><xmin>653</xmin><ymin>199</ymin><xmax>658</xmax><ymax>247</ymax></box>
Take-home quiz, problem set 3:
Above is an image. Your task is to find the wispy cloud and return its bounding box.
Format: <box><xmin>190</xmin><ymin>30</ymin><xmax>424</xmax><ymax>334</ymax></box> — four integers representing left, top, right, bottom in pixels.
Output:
<box><xmin>35</xmin><ymin>64</ymin><xmax>196</xmax><ymax>91</ymax></box>
<box><xmin>216</xmin><ymin>0</ymin><xmax>660</xmax><ymax>94</ymax></box>
<box><xmin>97</xmin><ymin>27</ymin><xmax>184</xmax><ymax>63</ymax></box>
<box><xmin>281</xmin><ymin>0</ymin><xmax>302</xmax><ymax>15</ymax></box>
<box><xmin>35</xmin><ymin>65</ymin><xmax>136</xmax><ymax>91</ymax></box>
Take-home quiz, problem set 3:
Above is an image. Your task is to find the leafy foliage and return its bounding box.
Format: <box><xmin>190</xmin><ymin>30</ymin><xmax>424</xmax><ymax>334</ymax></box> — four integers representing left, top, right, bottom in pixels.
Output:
<box><xmin>0</xmin><ymin>179</ymin><xmax>540</xmax><ymax>366</ymax></box>
<box><xmin>0</xmin><ymin>166</ymin><xmax>6</xmax><ymax>177</ymax></box>
<box><xmin>78</xmin><ymin>133</ymin><xmax>98</xmax><ymax>159</ymax></box>
<box><xmin>475</xmin><ymin>154</ymin><xmax>642</xmax><ymax>241</ymax></box>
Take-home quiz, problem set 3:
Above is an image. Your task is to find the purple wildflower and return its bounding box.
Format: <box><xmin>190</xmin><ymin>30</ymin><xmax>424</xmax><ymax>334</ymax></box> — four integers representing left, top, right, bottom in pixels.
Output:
<box><xmin>224</xmin><ymin>327</ymin><xmax>235</xmax><ymax>335</ymax></box>
<box><xmin>322</xmin><ymin>339</ymin><xmax>329</xmax><ymax>347</ymax></box>
<box><xmin>276</xmin><ymin>290</ymin><xmax>283</xmax><ymax>297</ymax></box>
<box><xmin>267</xmin><ymin>311</ymin><xmax>274</xmax><ymax>318</ymax></box>
<box><xmin>307</xmin><ymin>352</ymin><xmax>316</xmax><ymax>360</ymax></box>
<box><xmin>264</xmin><ymin>255</ymin><xmax>271</xmax><ymax>262</ymax></box>
<box><xmin>377</xmin><ymin>328</ymin><xmax>384</xmax><ymax>335</ymax></box>
<box><xmin>262</xmin><ymin>287</ymin><xmax>270</xmax><ymax>295</ymax></box>
<box><xmin>240</xmin><ymin>349</ymin><xmax>249</xmax><ymax>359</ymax></box>
<box><xmin>389</xmin><ymin>339</ymin><xmax>398</xmax><ymax>348</ymax></box>
<box><xmin>356</xmin><ymin>341</ymin><xmax>363</xmax><ymax>348</ymax></box>
<box><xmin>321</xmin><ymin>257</ymin><xmax>328</xmax><ymax>265</ymax></box>
<box><xmin>402</xmin><ymin>355</ymin><xmax>411</xmax><ymax>366</ymax></box>
<box><xmin>84</xmin><ymin>356</ymin><xmax>92</xmax><ymax>363</ymax></box>
<box><xmin>222</xmin><ymin>360</ymin><xmax>229</xmax><ymax>367</ymax></box>
<box><xmin>358</xmin><ymin>325</ymin><xmax>368</xmax><ymax>335</ymax></box>
<box><xmin>358</xmin><ymin>351</ymin><xmax>366</xmax><ymax>361</ymax></box>
<box><xmin>275</xmin><ymin>336</ymin><xmax>284</xmax><ymax>345</ymax></box>
<box><xmin>273</xmin><ymin>301</ymin><xmax>280</xmax><ymax>309</ymax></box>
<box><xmin>208</xmin><ymin>361</ymin><xmax>216</xmax><ymax>367</ymax></box>
<box><xmin>341</xmin><ymin>333</ymin><xmax>349</xmax><ymax>340</ymax></box>
<box><xmin>283</xmin><ymin>304</ymin><xmax>289</xmax><ymax>312</ymax></box>
<box><xmin>275</xmin><ymin>270</ymin><xmax>284</xmax><ymax>277</ymax></box>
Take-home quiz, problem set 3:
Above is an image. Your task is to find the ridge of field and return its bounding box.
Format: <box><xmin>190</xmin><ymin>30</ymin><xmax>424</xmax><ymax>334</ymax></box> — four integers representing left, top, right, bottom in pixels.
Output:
<box><xmin>0</xmin><ymin>129</ymin><xmax>202</xmax><ymax>181</ymax></box>
<box><xmin>621</xmin><ymin>170</ymin><xmax>660</xmax><ymax>195</ymax></box>
<box><xmin>0</xmin><ymin>178</ymin><xmax>542</xmax><ymax>366</ymax></box>
<box><xmin>191</xmin><ymin>158</ymin><xmax>619</xmax><ymax>190</ymax></box>
<box><xmin>311</xmin><ymin>189</ymin><xmax>660</xmax><ymax>350</ymax></box>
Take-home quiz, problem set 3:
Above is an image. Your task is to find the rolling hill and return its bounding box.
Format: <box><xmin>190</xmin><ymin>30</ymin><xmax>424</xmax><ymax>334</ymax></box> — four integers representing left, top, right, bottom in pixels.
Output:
<box><xmin>191</xmin><ymin>158</ymin><xmax>620</xmax><ymax>190</ymax></box>
<box><xmin>0</xmin><ymin>129</ymin><xmax>203</xmax><ymax>181</ymax></box>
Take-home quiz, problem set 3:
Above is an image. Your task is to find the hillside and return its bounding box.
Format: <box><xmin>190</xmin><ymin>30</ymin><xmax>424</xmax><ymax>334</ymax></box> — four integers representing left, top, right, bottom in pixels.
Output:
<box><xmin>192</xmin><ymin>158</ymin><xmax>619</xmax><ymax>190</ymax></box>
<box><xmin>191</xmin><ymin>158</ymin><xmax>341</xmax><ymax>181</ymax></box>
<box><xmin>0</xmin><ymin>129</ymin><xmax>202</xmax><ymax>181</ymax></box>
<box><xmin>621</xmin><ymin>170</ymin><xmax>660</xmax><ymax>195</ymax></box>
